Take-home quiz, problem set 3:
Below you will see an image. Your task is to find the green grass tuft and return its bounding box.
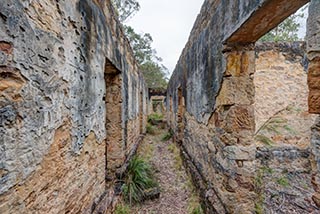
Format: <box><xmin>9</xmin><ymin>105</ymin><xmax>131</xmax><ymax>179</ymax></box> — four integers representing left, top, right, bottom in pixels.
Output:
<box><xmin>114</xmin><ymin>203</ymin><xmax>130</xmax><ymax>214</ymax></box>
<box><xmin>190</xmin><ymin>205</ymin><xmax>204</xmax><ymax>214</ymax></box>
<box><xmin>277</xmin><ymin>176</ymin><xmax>289</xmax><ymax>187</ymax></box>
<box><xmin>148</xmin><ymin>113</ymin><xmax>164</xmax><ymax>126</ymax></box>
<box><xmin>255</xmin><ymin>135</ymin><xmax>274</xmax><ymax>146</ymax></box>
<box><xmin>122</xmin><ymin>156</ymin><xmax>158</xmax><ymax>204</ymax></box>
<box><xmin>255</xmin><ymin>202</ymin><xmax>264</xmax><ymax>214</ymax></box>
<box><xmin>146</xmin><ymin>123</ymin><xmax>156</xmax><ymax>135</ymax></box>
<box><xmin>148</xmin><ymin>113</ymin><xmax>163</xmax><ymax>121</ymax></box>
<box><xmin>161</xmin><ymin>130</ymin><xmax>173</xmax><ymax>141</ymax></box>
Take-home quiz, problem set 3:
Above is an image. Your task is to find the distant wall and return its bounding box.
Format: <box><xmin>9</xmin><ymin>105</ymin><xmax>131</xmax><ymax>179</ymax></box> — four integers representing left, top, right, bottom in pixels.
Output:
<box><xmin>0</xmin><ymin>0</ymin><xmax>147</xmax><ymax>213</ymax></box>
<box><xmin>254</xmin><ymin>42</ymin><xmax>310</xmax><ymax>131</ymax></box>
<box><xmin>149</xmin><ymin>95</ymin><xmax>166</xmax><ymax>115</ymax></box>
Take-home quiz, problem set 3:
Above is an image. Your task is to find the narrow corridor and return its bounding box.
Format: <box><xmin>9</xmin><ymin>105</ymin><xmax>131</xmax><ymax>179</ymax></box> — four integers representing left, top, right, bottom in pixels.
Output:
<box><xmin>131</xmin><ymin>125</ymin><xmax>201</xmax><ymax>213</ymax></box>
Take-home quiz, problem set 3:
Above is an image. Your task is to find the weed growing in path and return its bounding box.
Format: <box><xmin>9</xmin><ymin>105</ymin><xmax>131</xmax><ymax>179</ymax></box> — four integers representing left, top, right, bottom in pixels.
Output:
<box><xmin>115</xmin><ymin>203</ymin><xmax>130</xmax><ymax>214</ymax></box>
<box><xmin>122</xmin><ymin>156</ymin><xmax>158</xmax><ymax>204</ymax></box>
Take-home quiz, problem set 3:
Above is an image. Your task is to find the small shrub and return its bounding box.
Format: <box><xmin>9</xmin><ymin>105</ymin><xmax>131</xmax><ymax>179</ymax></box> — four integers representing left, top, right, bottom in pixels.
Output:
<box><xmin>146</xmin><ymin>123</ymin><xmax>155</xmax><ymax>134</ymax></box>
<box><xmin>190</xmin><ymin>205</ymin><xmax>204</xmax><ymax>214</ymax></box>
<box><xmin>161</xmin><ymin>131</ymin><xmax>173</xmax><ymax>141</ymax></box>
<box><xmin>115</xmin><ymin>203</ymin><xmax>130</xmax><ymax>214</ymax></box>
<box><xmin>148</xmin><ymin>113</ymin><xmax>163</xmax><ymax>121</ymax></box>
<box><xmin>277</xmin><ymin>176</ymin><xmax>289</xmax><ymax>187</ymax></box>
<box><xmin>122</xmin><ymin>156</ymin><xmax>158</xmax><ymax>204</ymax></box>
<box><xmin>260</xmin><ymin>166</ymin><xmax>273</xmax><ymax>174</ymax></box>
<box><xmin>148</xmin><ymin>113</ymin><xmax>163</xmax><ymax>125</ymax></box>
<box><xmin>255</xmin><ymin>202</ymin><xmax>264</xmax><ymax>214</ymax></box>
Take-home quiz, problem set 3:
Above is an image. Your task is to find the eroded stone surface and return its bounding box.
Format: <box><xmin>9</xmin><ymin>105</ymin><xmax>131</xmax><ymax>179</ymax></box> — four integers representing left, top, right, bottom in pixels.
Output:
<box><xmin>307</xmin><ymin>0</ymin><xmax>320</xmax><ymax>114</ymax></box>
<box><xmin>0</xmin><ymin>0</ymin><xmax>147</xmax><ymax>213</ymax></box>
<box><xmin>167</xmin><ymin>0</ymin><xmax>319</xmax><ymax>212</ymax></box>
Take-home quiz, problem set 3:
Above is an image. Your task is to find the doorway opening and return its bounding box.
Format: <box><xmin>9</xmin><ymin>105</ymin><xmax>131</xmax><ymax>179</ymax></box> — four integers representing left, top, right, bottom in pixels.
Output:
<box><xmin>104</xmin><ymin>58</ymin><xmax>123</xmax><ymax>181</ymax></box>
<box><xmin>252</xmin><ymin>5</ymin><xmax>317</xmax><ymax>212</ymax></box>
<box><xmin>176</xmin><ymin>87</ymin><xmax>185</xmax><ymax>142</ymax></box>
<box><xmin>139</xmin><ymin>91</ymin><xmax>144</xmax><ymax>134</ymax></box>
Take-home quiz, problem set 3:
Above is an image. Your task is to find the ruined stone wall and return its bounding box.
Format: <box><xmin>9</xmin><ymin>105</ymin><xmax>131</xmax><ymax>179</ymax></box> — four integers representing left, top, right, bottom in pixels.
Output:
<box><xmin>166</xmin><ymin>0</ymin><xmax>313</xmax><ymax>213</ymax></box>
<box><xmin>307</xmin><ymin>0</ymin><xmax>320</xmax><ymax>207</ymax></box>
<box><xmin>0</xmin><ymin>0</ymin><xmax>147</xmax><ymax>213</ymax></box>
<box><xmin>253</xmin><ymin>43</ymin><xmax>318</xmax><ymax>213</ymax></box>
<box><xmin>254</xmin><ymin>42</ymin><xmax>312</xmax><ymax>131</ymax></box>
<box><xmin>149</xmin><ymin>95</ymin><xmax>166</xmax><ymax>115</ymax></box>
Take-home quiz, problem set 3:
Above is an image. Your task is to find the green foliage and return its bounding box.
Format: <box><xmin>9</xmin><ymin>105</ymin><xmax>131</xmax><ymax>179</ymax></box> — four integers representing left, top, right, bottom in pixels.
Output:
<box><xmin>122</xmin><ymin>156</ymin><xmax>158</xmax><ymax>204</ymax></box>
<box><xmin>257</xmin><ymin>114</ymin><xmax>296</xmax><ymax>141</ymax></box>
<box><xmin>190</xmin><ymin>205</ymin><xmax>204</xmax><ymax>214</ymax></box>
<box><xmin>283</xmin><ymin>125</ymin><xmax>296</xmax><ymax>135</ymax></box>
<box><xmin>125</xmin><ymin>27</ymin><xmax>168</xmax><ymax>89</ymax></box>
<box><xmin>254</xmin><ymin>168</ymin><xmax>266</xmax><ymax>214</ymax></box>
<box><xmin>255</xmin><ymin>135</ymin><xmax>274</xmax><ymax>146</ymax></box>
<box><xmin>260</xmin><ymin>166</ymin><xmax>274</xmax><ymax>174</ymax></box>
<box><xmin>254</xmin><ymin>166</ymin><xmax>274</xmax><ymax>214</ymax></box>
<box><xmin>148</xmin><ymin>113</ymin><xmax>163</xmax><ymax>121</ymax></box>
<box><xmin>112</xmin><ymin>1</ymin><xmax>169</xmax><ymax>89</ymax></box>
<box><xmin>140</xmin><ymin>61</ymin><xmax>168</xmax><ymax>89</ymax></box>
<box><xmin>259</xmin><ymin>6</ymin><xmax>306</xmax><ymax>42</ymax></box>
<box><xmin>123</xmin><ymin>26</ymin><xmax>154</xmax><ymax>64</ymax></box>
<box><xmin>277</xmin><ymin>176</ymin><xmax>289</xmax><ymax>187</ymax></box>
<box><xmin>146</xmin><ymin>123</ymin><xmax>155</xmax><ymax>135</ymax></box>
<box><xmin>161</xmin><ymin>130</ymin><xmax>173</xmax><ymax>141</ymax></box>
<box><xmin>114</xmin><ymin>203</ymin><xmax>130</xmax><ymax>214</ymax></box>
<box><xmin>255</xmin><ymin>202</ymin><xmax>264</xmax><ymax>214</ymax></box>
<box><xmin>148</xmin><ymin>113</ymin><xmax>164</xmax><ymax>126</ymax></box>
<box><xmin>112</xmin><ymin>0</ymin><xmax>140</xmax><ymax>23</ymax></box>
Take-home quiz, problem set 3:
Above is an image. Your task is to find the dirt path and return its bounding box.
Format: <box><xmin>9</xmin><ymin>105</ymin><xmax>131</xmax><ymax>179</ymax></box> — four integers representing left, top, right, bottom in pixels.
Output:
<box><xmin>131</xmin><ymin>128</ymin><xmax>199</xmax><ymax>214</ymax></box>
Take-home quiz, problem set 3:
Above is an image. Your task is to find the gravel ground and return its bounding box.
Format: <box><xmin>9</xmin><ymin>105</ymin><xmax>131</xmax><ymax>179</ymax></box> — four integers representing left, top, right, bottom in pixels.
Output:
<box><xmin>131</xmin><ymin>128</ymin><xmax>198</xmax><ymax>214</ymax></box>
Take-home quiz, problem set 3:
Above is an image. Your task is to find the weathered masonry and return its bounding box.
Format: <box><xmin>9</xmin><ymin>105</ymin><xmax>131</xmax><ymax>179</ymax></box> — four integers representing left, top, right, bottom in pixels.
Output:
<box><xmin>0</xmin><ymin>0</ymin><xmax>148</xmax><ymax>213</ymax></box>
<box><xmin>167</xmin><ymin>0</ymin><xmax>320</xmax><ymax>213</ymax></box>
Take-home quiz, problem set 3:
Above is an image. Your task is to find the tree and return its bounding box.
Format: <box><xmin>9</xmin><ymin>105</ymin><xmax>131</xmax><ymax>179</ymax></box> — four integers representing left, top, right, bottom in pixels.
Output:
<box><xmin>140</xmin><ymin>61</ymin><xmax>168</xmax><ymax>89</ymax></box>
<box><xmin>260</xmin><ymin>6</ymin><xmax>306</xmax><ymax>42</ymax></box>
<box><xmin>123</xmin><ymin>26</ymin><xmax>155</xmax><ymax>64</ymax></box>
<box><xmin>112</xmin><ymin>0</ymin><xmax>168</xmax><ymax>89</ymax></box>
<box><xmin>112</xmin><ymin>0</ymin><xmax>140</xmax><ymax>23</ymax></box>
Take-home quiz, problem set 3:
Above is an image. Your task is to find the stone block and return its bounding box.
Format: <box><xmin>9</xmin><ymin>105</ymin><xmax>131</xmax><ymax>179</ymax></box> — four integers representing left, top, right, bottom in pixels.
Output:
<box><xmin>216</xmin><ymin>76</ymin><xmax>254</xmax><ymax>106</ymax></box>
<box><xmin>225</xmin><ymin>51</ymin><xmax>255</xmax><ymax>77</ymax></box>
<box><xmin>308</xmin><ymin>58</ymin><xmax>320</xmax><ymax>78</ymax></box>
<box><xmin>225</xmin><ymin>105</ymin><xmax>255</xmax><ymax>132</ymax></box>
<box><xmin>309</xmin><ymin>91</ymin><xmax>320</xmax><ymax>114</ymax></box>
<box><xmin>308</xmin><ymin>75</ymin><xmax>320</xmax><ymax>90</ymax></box>
<box><xmin>223</xmin><ymin>146</ymin><xmax>256</xmax><ymax>161</ymax></box>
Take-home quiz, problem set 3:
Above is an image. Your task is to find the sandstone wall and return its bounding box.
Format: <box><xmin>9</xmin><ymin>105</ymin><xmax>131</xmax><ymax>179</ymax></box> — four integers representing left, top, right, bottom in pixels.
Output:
<box><xmin>307</xmin><ymin>0</ymin><xmax>320</xmax><ymax>207</ymax></box>
<box><xmin>253</xmin><ymin>43</ymin><xmax>317</xmax><ymax>213</ymax></box>
<box><xmin>254</xmin><ymin>42</ymin><xmax>313</xmax><ymax>134</ymax></box>
<box><xmin>166</xmin><ymin>0</ymin><xmax>315</xmax><ymax>213</ymax></box>
<box><xmin>149</xmin><ymin>96</ymin><xmax>166</xmax><ymax>115</ymax></box>
<box><xmin>0</xmin><ymin>0</ymin><xmax>147</xmax><ymax>213</ymax></box>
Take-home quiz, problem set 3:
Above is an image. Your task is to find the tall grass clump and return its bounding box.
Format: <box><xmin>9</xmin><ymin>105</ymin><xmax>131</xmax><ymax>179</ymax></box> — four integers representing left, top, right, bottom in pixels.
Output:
<box><xmin>122</xmin><ymin>156</ymin><xmax>158</xmax><ymax>204</ymax></box>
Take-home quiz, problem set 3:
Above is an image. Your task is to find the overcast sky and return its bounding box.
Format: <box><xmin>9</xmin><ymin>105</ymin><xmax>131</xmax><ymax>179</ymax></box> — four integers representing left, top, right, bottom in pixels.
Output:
<box><xmin>126</xmin><ymin>0</ymin><xmax>204</xmax><ymax>74</ymax></box>
<box><xmin>127</xmin><ymin>1</ymin><xmax>308</xmax><ymax>76</ymax></box>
